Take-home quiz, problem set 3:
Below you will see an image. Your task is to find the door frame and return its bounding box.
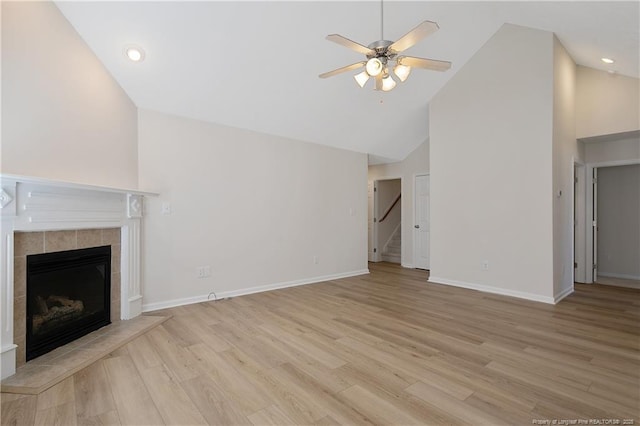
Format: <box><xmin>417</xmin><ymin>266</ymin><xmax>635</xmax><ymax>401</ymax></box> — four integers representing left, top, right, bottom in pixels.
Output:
<box><xmin>370</xmin><ymin>176</ymin><xmax>402</xmax><ymax>263</ymax></box>
<box><xmin>413</xmin><ymin>173</ymin><xmax>430</xmax><ymax>270</ymax></box>
<box><xmin>585</xmin><ymin>159</ymin><xmax>640</xmax><ymax>283</ymax></box>
<box><xmin>572</xmin><ymin>159</ymin><xmax>587</xmax><ymax>283</ymax></box>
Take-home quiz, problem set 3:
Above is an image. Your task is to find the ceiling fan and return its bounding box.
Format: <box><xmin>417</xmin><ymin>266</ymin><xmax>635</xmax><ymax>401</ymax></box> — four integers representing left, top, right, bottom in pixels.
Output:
<box><xmin>319</xmin><ymin>3</ymin><xmax>451</xmax><ymax>92</ymax></box>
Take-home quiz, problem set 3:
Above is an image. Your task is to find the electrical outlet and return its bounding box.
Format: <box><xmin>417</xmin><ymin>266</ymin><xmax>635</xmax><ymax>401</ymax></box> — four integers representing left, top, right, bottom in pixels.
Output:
<box><xmin>481</xmin><ymin>260</ymin><xmax>489</xmax><ymax>271</ymax></box>
<box><xmin>161</xmin><ymin>202</ymin><xmax>172</xmax><ymax>215</ymax></box>
<box><xmin>196</xmin><ymin>266</ymin><xmax>211</xmax><ymax>278</ymax></box>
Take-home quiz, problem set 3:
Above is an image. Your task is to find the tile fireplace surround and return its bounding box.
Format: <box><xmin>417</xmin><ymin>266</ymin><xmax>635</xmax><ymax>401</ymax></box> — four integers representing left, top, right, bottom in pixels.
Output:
<box><xmin>0</xmin><ymin>175</ymin><xmax>156</xmax><ymax>380</ymax></box>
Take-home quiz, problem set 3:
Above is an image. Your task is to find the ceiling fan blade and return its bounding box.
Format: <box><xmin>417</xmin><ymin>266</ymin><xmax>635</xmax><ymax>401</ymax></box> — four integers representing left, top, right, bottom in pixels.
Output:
<box><xmin>374</xmin><ymin>73</ymin><xmax>383</xmax><ymax>91</ymax></box>
<box><xmin>326</xmin><ymin>34</ymin><xmax>374</xmax><ymax>55</ymax></box>
<box><xmin>389</xmin><ymin>21</ymin><xmax>439</xmax><ymax>53</ymax></box>
<box><xmin>398</xmin><ymin>56</ymin><xmax>451</xmax><ymax>72</ymax></box>
<box><xmin>319</xmin><ymin>62</ymin><xmax>366</xmax><ymax>79</ymax></box>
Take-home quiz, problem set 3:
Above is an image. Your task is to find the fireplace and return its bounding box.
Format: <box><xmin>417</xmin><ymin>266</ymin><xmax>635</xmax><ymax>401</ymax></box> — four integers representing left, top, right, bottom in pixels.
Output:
<box><xmin>26</xmin><ymin>246</ymin><xmax>111</xmax><ymax>361</ymax></box>
<box><xmin>1</xmin><ymin>175</ymin><xmax>150</xmax><ymax>380</ymax></box>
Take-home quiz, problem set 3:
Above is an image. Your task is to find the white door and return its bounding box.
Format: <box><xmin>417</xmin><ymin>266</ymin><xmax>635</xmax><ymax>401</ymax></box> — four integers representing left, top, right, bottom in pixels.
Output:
<box><xmin>414</xmin><ymin>175</ymin><xmax>430</xmax><ymax>270</ymax></box>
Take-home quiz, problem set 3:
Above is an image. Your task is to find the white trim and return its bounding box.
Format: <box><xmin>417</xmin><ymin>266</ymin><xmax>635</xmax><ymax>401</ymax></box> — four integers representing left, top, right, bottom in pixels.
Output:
<box><xmin>588</xmin><ymin>159</ymin><xmax>640</xmax><ymax>168</ymax></box>
<box><xmin>572</xmin><ymin>158</ymin><xmax>587</xmax><ymax>284</ymax></box>
<box><xmin>0</xmin><ymin>344</ymin><xmax>17</xmax><ymax>380</ymax></box>
<box><xmin>142</xmin><ymin>269</ymin><xmax>370</xmax><ymax>312</ymax></box>
<box><xmin>0</xmin><ymin>174</ymin><xmax>157</xmax><ymax>197</ymax></box>
<box><xmin>413</xmin><ymin>173</ymin><xmax>430</xmax><ymax>270</ymax></box>
<box><xmin>597</xmin><ymin>272</ymin><xmax>640</xmax><ymax>281</ymax></box>
<box><xmin>427</xmin><ymin>276</ymin><xmax>555</xmax><ymax>304</ymax></box>
<box><xmin>553</xmin><ymin>286</ymin><xmax>574</xmax><ymax>303</ymax></box>
<box><xmin>4</xmin><ymin>233</ymin><xmax>14</xmax><ymax>334</ymax></box>
<box><xmin>401</xmin><ymin>263</ymin><xmax>414</xmax><ymax>269</ymax></box>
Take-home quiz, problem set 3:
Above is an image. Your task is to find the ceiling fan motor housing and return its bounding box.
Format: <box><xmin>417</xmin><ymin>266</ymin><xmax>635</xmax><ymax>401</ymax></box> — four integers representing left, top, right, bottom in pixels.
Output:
<box><xmin>366</xmin><ymin>40</ymin><xmax>397</xmax><ymax>61</ymax></box>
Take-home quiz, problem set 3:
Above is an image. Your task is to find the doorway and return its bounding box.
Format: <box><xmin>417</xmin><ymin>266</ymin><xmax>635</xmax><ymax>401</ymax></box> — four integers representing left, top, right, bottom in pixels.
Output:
<box><xmin>369</xmin><ymin>178</ymin><xmax>402</xmax><ymax>263</ymax></box>
<box><xmin>591</xmin><ymin>164</ymin><xmax>640</xmax><ymax>289</ymax></box>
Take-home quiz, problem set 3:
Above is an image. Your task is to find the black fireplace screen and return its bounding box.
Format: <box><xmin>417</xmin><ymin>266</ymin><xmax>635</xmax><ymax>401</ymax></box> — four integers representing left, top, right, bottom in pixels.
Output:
<box><xmin>26</xmin><ymin>245</ymin><xmax>111</xmax><ymax>361</ymax></box>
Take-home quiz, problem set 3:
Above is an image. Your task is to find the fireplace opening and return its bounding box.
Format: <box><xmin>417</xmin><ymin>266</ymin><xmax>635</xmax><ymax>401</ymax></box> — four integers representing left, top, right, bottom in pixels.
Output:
<box><xmin>26</xmin><ymin>246</ymin><xmax>111</xmax><ymax>361</ymax></box>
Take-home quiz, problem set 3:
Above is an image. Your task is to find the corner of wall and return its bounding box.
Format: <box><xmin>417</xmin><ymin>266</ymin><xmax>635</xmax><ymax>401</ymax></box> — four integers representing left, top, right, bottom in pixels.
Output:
<box><xmin>552</xmin><ymin>35</ymin><xmax>577</xmax><ymax>297</ymax></box>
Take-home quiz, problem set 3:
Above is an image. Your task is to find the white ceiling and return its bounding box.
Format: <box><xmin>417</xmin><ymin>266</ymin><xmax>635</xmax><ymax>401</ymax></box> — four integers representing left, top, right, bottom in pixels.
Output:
<box><xmin>55</xmin><ymin>1</ymin><xmax>639</xmax><ymax>164</ymax></box>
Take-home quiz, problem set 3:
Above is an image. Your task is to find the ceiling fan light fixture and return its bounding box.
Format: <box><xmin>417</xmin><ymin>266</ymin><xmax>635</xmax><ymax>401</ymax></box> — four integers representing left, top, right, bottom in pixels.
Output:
<box><xmin>381</xmin><ymin>73</ymin><xmax>396</xmax><ymax>92</ymax></box>
<box><xmin>393</xmin><ymin>63</ymin><xmax>411</xmax><ymax>82</ymax></box>
<box><xmin>354</xmin><ymin>71</ymin><xmax>370</xmax><ymax>88</ymax></box>
<box><xmin>366</xmin><ymin>57</ymin><xmax>383</xmax><ymax>77</ymax></box>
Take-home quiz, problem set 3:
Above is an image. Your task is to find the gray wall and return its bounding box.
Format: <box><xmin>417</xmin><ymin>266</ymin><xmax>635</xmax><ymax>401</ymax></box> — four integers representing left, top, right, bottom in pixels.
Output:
<box><xmin>597</xmin><ymin>164</ymin><xmax>640</xmax><ymax>279</ymax></box>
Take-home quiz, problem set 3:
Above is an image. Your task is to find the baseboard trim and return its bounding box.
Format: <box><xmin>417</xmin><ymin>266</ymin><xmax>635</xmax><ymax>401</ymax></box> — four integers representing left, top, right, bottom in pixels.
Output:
<box><xmin>1</xmin><ymin>344</ymin><xmax>17</xmax><ymax>380</ymax></box>
<box><xmin>597</xmin><ymin>272</ymin><xmax>640</xmax><ymax>281</ymax></box>
<box><xmin>427</xmin><ymin>276</ymin><xmax>555</xmax><ymax>304</ymax></box>
<box><xmin>142</xmin><ymin>269</ymin><xmax>370</xmax><ymax>312</ymax></box>
<box><xmin>553</xmin><ymin>286</ymin><xmax>574</xmax><ymax>304</ymax></box>
<box><xmin>401</xmin><ymin>263</ymin><xmax>414</xmax><ymax>269</ymax></box>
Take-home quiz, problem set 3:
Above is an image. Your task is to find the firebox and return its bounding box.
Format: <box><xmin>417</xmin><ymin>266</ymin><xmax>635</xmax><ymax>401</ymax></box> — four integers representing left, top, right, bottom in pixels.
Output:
<box><xmin>26</xmin><ymin>246</ymin><xmax>111</xmax><ymax>361</ymax></box>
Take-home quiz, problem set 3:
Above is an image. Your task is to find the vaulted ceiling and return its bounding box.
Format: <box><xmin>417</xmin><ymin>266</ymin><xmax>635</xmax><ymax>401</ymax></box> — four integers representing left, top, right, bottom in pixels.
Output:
<box><xmin>56</xmin><ymin>1</ymin><xmax>639</xmax><ymax>164</ymax></box>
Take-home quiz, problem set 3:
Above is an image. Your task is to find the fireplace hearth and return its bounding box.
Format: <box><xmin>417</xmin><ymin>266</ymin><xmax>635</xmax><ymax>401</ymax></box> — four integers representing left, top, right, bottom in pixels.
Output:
<box><xmin>26</xmin><ymin>246</ymin><xmax>111</xmax><ymax>361</ymax></box>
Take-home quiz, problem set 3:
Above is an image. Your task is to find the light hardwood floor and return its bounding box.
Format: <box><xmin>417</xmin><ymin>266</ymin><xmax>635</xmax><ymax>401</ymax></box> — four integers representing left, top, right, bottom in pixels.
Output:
<box><xmin>2</xmin><ymin>262</ymin><xmax>639</xmax><ymax>425</ymax></box>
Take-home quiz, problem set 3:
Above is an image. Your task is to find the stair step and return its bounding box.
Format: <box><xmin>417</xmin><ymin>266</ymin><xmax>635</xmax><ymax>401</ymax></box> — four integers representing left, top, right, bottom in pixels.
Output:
<box><xmin>384</xmin><ymin>246</ymin><xmax>401</xmax><ymax>255</ymax></box>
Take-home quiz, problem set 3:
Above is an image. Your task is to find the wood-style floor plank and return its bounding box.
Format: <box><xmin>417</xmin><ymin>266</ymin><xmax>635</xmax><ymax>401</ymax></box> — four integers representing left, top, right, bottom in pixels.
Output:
<box><xmin>73</xmin><ymin>361</ymin><xmax>118</xmax><ymax>421</ymax></box>
<box><xmin>1</xmin><ymin>262</ymin><xmax>638</xmax><ymax>425</ymax></box>
<box><xmin>0</xmin><ymin>393</ymin><xmax>38</xmax><ymax>425</ymax></box>
<box><xmin>102</xmin><ymin>354</ymin><xmax>164</xmax><ymax>425</ymax></box>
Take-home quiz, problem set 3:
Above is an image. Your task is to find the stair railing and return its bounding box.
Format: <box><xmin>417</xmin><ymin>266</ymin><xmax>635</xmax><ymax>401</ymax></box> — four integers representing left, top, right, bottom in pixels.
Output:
<box><xmin>379</xmin><ymin>193</ymin><xmax>401</xmax><ymax>223</ymax></box>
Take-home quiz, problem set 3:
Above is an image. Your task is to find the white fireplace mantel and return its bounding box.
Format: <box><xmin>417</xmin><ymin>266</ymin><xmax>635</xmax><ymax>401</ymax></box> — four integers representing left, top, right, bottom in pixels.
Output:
<box><xmin>0</xmin><ymin>174</ymin><xmax>157</xmax><ymax>379</ymax></box>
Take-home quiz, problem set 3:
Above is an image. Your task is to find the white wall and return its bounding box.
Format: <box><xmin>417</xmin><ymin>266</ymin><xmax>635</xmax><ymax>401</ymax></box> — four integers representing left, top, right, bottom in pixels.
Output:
<box><xmin>1</xmin><ymin>1</ymin><xmax>138</xmax><ymax>189</ymax></box>
<box><xmin>551</xmin><ymin>36</ymin><xmax>578</xmax><ymax>299</ymax></box>
<box><xmin>138</xmin><ymin>109</ymin><xmax>368</xmax><ymax>310</ymax></box>
<box><xmin>596</xmin><ymin>165</ymin><xmax>640</xmax><ymax>280</ymax></box>
<box><xmin>584</xmin><ymin>133</ymin><xmax>640</xmax><ymax>164</ymax></box>
<box><xmin>429</xmin><ymin>24</ymin><xmax>555</xmax><ymax>302</ymax></box>
<box><xmin>576</xmin><ymin>66</ymin><xmax>640</xmax><ymax>139</ymax></box>
<box><xmin>369</xmin><ymin>140</ymin><xmax>429</xmax><ymax>268</ymax></box>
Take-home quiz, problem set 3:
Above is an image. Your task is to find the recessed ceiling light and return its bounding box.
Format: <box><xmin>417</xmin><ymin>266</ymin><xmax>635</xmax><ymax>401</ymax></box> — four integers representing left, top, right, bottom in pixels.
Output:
<box><xmin>124</xmin><ymin>45</ymin><xmax>145</xmax><ymax>62</ymax></box>
<box><xmin>601</xmin><ymin>57</ymin><xmax>615</xmax><ymax>64</ymax></box>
